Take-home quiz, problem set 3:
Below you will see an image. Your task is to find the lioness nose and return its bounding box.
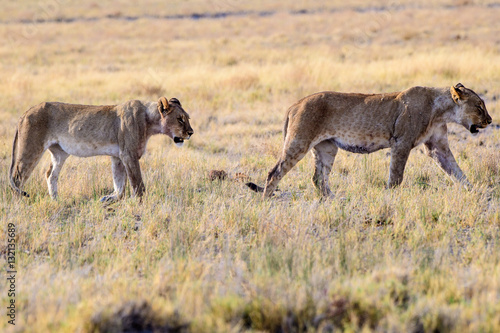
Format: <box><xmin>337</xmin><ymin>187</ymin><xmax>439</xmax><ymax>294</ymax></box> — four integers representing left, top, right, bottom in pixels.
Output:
<box><xmin>187</xmin><ymin>130</ymin><xmax>194</xmax><ymax>136</ymax></box>
<box><xmin>487</xmin><ymin>117</ymin><xmax>492</xmax><ymax>124</ymax></box>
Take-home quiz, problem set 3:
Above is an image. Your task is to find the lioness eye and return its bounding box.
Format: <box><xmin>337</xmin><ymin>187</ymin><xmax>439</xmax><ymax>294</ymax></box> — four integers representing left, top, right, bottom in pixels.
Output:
<box><xmin>178</xmin><ymin>118</ymin><xmax>184</xmax><ymax>124</ymax></box>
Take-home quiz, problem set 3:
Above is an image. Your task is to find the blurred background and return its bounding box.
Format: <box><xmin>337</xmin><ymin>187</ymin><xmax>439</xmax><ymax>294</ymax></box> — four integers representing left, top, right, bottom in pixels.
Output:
<box><xmin>1</xmin><ymin>1</ymin><xmax>500</xmax><ymax>332</ymax></box>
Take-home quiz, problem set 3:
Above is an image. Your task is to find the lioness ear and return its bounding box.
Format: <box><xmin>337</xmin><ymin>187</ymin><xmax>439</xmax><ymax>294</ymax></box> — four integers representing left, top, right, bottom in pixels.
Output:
<box><xmin>450</xmin><ymin>85</ymin><xmax>463</xmax><ymax>104</ymax></box>
<box><xmin>169</xmin><ymin>98</ymin><xmax>181</xmax><ymax>107</ymax></box>
<box><xmin>157</xmin><ymin>97</ymin><xmax>169</xmax><ymax>118</ymax></box>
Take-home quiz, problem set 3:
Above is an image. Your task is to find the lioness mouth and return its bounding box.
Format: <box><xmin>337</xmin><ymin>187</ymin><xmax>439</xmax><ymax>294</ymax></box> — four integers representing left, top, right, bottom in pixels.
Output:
<box><xmin>174</xmin><ymin>137</ymin><xmax>184</xmax><ymax>143</ymax></box>
<box><xmin>469</xmin><ymin>124</ymin><xmax>481</xmax><ymax>134</ymax></box>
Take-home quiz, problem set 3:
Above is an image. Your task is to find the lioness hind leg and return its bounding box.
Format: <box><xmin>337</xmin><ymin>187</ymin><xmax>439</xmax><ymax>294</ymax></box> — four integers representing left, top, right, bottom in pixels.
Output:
<box><xmin>263</xmin><ymin>142</ymin><xmax>310</xmax><ymax>198</ymax></box>
<box><xmin>46</xmin><ymin>145</ymin><xmax>69</xmax><ymax>199</ymax></box>
<box><xmin>100</xmin><ymin>157</ymin><xmax>127</xmax><ymax>202</ymax></box>
<box><xmin>311</xmin><ymin>140</ymin><xmax>338</xmax><ymax>197</ymax></box>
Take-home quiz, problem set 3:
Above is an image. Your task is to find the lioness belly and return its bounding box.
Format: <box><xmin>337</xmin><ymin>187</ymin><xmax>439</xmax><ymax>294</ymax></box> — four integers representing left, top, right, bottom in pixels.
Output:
<box><xmin>332</xmin><ymin>135</ymin><xmax>390</xmax><ymax>154</ymax></box>
<box><xmin>48</xmin><ymin>137</ymin><xmax>119</xmax><ymax>157</ymax></box>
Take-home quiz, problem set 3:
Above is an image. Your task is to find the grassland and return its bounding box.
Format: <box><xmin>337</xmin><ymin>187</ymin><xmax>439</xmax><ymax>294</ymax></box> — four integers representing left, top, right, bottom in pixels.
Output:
<box><xmin>1</xmin><ymin>0</ymin><xmax>500</xmax><ymax>332</ymax></box>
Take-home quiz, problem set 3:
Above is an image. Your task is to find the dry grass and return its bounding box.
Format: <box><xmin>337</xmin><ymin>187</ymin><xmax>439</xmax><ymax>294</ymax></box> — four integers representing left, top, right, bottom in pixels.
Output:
<box><xmin>1</xmin><ymin>1</ymin><xmax>500</xmax><ymax>332</ymax></box>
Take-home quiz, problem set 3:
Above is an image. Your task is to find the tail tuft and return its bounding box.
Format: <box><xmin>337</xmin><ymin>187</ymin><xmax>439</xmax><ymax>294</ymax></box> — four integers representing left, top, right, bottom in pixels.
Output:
<box><xmin>245</xmin><ymin>182</ymin><xmax>264</xmax><ymax>193</ymax></box>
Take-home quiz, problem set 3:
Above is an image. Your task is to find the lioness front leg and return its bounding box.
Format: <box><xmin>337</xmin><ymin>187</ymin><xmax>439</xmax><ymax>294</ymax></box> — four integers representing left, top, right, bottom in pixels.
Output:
<box><xmin>424</xmin><ymin>125</ymin><xmax>471</xmax><ymax>189</ymax></box>
<box><xmin>388</xmin><ymin>142</ymin><xmax>412</xmax><ymax>188</ymax></box>
<box><xmin>100</xmin><ymin>156</ymin><xmax>128</xmax><ymax>202</ymax></box>
<box><xmin>120</xmin><ymin>153</ymin><xmax>146</xmax><ymax>199</ymax></box>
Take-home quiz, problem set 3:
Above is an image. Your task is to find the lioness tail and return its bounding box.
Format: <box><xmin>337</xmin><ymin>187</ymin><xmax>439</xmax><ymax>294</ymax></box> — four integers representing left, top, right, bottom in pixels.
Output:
<box><xmin>245</xmin><ymin>182</ymin><xmax>264</xmax><ymax>193</ymax></box>
<box><xmin>246</xmin><ymin>112</ymin><xmax>290</xmax><ymax>195</ymax></box>
<box><xmin>9</xmin><ymin>129</ymin><xmax>29</xmax><ymax>197</ymax></box>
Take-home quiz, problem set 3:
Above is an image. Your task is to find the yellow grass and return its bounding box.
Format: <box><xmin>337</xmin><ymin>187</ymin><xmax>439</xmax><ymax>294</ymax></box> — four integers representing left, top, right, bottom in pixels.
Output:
<box><xmin>1</xmin><ymin>1</ymin><xmax>500</xmax><ymax>332</ymax></box>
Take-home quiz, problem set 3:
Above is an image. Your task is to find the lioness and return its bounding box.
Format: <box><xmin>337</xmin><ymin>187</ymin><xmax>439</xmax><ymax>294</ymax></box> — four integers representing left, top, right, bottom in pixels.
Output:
<box><xmin>9</xmin><ymin>97</ymin><xmax>193</xmax><ymax>201</ymax></box>
<box><xmin>247</xmin><ymin>83</ymin><xmax>491</xmax><ymax>198</ymax></box>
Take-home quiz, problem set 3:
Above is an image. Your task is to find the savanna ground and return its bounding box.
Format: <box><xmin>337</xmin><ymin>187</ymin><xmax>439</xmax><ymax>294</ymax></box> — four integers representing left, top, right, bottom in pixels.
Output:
<box><xmin>1</xmin><ymin>0</ymin><xmax>500</xmax><ymax>332</ymax></box>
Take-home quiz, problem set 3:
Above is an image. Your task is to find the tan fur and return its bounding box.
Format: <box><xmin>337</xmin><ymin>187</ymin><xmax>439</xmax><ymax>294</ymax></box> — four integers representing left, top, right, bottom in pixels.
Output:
<box><xmin>9</xmin><ymin>97</ymin><xmax>194</xmax><ymax>201</ymax></box>
<box><xmin>248</xmin><ymin>83</ymin><xmax>492</xmax><ymax>198</ymax></box>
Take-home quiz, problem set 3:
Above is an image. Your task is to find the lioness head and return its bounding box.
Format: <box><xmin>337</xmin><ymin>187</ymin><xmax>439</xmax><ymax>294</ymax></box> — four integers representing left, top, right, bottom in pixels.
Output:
<box><xmin>450</xmin><ymin>83</ymin><xmax>492</xmax><ymax>134</ymax></box>
<box><xmin>157</xmin><ymin>97</ymin><xmax>194</xmax><ymax>146</ymax></box>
